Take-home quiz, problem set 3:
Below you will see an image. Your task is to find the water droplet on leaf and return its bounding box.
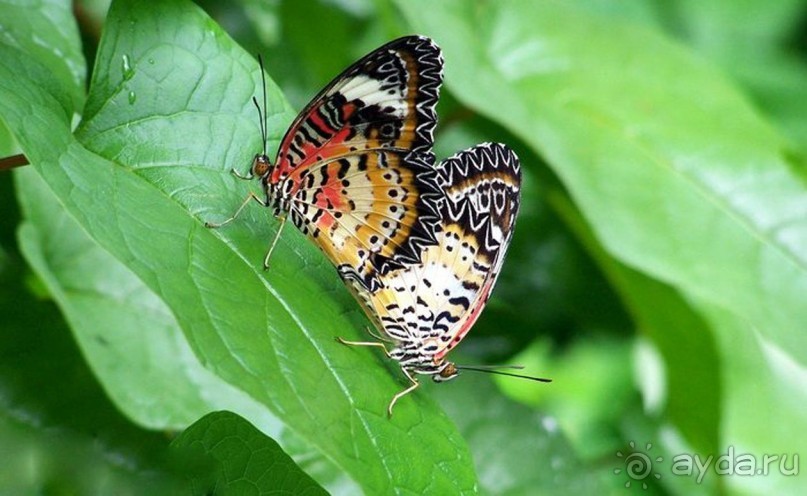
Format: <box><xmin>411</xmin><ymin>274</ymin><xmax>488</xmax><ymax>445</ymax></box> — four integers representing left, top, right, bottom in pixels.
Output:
<box><xmin>122</xmin><ymin>54</ymin><xmax>134</xmax><ymax>80</ymax></box>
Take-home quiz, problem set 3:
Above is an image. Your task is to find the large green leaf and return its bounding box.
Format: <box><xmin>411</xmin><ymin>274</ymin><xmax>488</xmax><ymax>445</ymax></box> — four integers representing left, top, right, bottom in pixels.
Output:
<box><xmin>566</xmin><ymin>0</ymin><xmax>807</xmax><ymax>158</ymax></box>
<box><xmin>435</xmin><ymin>374</ymin><xmax>612</xmax><ymax>495</ymax></box>
<box><xmin>396</xmin><ymin>0</ymin><xmax>807</xmax><ymax>364</ymax></box>
<box><xmin>15</xmin><ymin>169</ymin><xmax>353</xmax><ymax>492</ymax></box>
<box><xmin>668</xmin><ymin>0</ymin><xmax>804</xmax><ymax>50</ymax></box>
<box><xmin>16</xmin><ymin>167</ymin><xmax>282</xmax><ymax>432</ymax></box>
<box><xmin>552</xmin><ymin>194</ymin><xmax>721</xmax><ymax>457</ymax></box>
<box><xmin>397</xmin><ymin>2</ymin><xmax>807</xmax><ymax>494</ymax></box>
<box><xmin>0</xmin><ymin>0</ymin><xmax>85</xmax><ymax>112</ymax></box>
<box><xmin>0</xmin><ymin>192</ymin><xmax>185</xmax><ymax>494</ymax></box>
<box><xmin>670</xmin><ymin>0</ymin><xmax>807</xmax><ymax>154</ymax></box>
<box><xmin>691</xmin><ymin>299</ymin><xmax>806</xmax><ymax>495</ymax></box>
<box><xmin>1</xmin><ymin>0</ymin><xmax>477</xmax><ymax>493</ymax></box>
<box><xmin>171</xmin><ymin>411</ymin><xmax>327</xmax><ymax>495</ymax></box>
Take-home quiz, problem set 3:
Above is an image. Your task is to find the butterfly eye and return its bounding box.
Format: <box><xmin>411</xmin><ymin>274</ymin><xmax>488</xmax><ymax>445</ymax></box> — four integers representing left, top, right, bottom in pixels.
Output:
<box><xmin>251</xmin><ymin>154</ymin><xmax>272</xmax><ymax>177</ymax></box>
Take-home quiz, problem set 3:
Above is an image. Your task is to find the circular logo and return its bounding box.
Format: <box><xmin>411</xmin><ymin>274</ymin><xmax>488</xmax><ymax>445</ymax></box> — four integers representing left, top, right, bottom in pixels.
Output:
<box><xmin>614</xmin><ymin>441</ymin><xmax>663</xmax><ymax>490</ymax></box>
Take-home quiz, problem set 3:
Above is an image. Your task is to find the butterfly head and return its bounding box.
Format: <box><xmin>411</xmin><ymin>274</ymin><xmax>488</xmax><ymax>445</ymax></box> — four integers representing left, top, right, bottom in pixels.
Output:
<box><xmin>251</xmin><ymin>153</ymin><xmax>273</xmax><ymax>179</ymax></box>
<box><xmin>432</xmin><ymin>361</ymin><xmax>459</xmax><ymax>382</ymax></box>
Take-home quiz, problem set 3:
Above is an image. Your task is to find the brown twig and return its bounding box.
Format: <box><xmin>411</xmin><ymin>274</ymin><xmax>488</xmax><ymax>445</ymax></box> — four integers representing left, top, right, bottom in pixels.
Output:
<box><xmin>0</xmin><ymin>154</ymin><xmax>29</xmax><ymax>171</ymax></box>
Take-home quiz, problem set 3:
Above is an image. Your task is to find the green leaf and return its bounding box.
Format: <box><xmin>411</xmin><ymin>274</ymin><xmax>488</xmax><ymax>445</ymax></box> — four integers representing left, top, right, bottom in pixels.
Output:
<box><xmin>171</xmin><ymin>410</ymin><xmax>328</xmax><ymax>495</ymax></box>
<box><xmin>691</xmin><ymin>299</ymin><xmax>807</xmax><ymax>494</ymax></box>
<box><xmin>551</xmin><ymin>193</ymin><xmax>721</xmax><ymax>457</ymax></box>
<box><xmin>16</xmin><ymin>168</ymin><xmax>354</xmax><ymax>492</ymax></box>
<box><xmin>0</xmin><ymin>213</ymin><xmax>185</xmax><ymax>494</ymax></box>
<box><xmin>1</xmin><ymin>0</ymin><xmax>477</xmax><ymax>493</ymax></box>
<box><xmin>0</xmin><ymin>0</ymin><xmax>85</xmax><ymax>112</ymax></box>
<box><xmin>670</xmin><ymin>0</ymin><xmax>807</xmax><ymax>154</ymax></box>
<box><xmin>435</xmin><ymin>376</ymin><xmax>613</xmax><ymax>495</ymax></box>
<box><xmin>396</xmin><ymin>0</ymin><xmax>807</xmax><ymax>366</ymax></box>
<box><xmin>669</xmin><ymin>0</ymin><xmax>804</xmax><ymax>51</ymax></box>
<box><xmin>16</xmin><ymin>167</ymin><xmax>282</xmax><ymax>432</ymax></box>
<box><xmin>569</xmin><ymin>0</ymin><xmax>807</xmax><ymax>157</ymax></box>
<box><xmin>398</xmin><ymin>3</ymin><xmax>807</xmax><ymax>493</ymax></box>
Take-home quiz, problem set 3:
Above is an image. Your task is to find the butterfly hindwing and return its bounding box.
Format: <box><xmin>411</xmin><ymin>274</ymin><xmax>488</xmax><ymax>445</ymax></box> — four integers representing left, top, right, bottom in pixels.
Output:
<box><xmin>347</xmin><ymin>143</ymin><xmax>521</xmax><ymax>359</ymax></box>
<box><xmin>430</xmin><ymin>143</ymin><xmax>521</xmax><ymax>358</ymax></box>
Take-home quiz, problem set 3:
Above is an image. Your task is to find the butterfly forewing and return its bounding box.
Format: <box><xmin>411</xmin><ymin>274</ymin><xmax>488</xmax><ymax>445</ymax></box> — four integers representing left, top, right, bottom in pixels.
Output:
<box><xmin>265</xmin><ymin>35</ymin><xmax>445</xmax><ymax>291</ymax></box>
<box><xmin>272</xmin><ymin>35</ymin><xmax>442</xmax><ymax>180</ymax></box>
<box><xmin>286</xmin><ymin>150</ymin><xmax>442</xmax><ymax>291</ymax></box>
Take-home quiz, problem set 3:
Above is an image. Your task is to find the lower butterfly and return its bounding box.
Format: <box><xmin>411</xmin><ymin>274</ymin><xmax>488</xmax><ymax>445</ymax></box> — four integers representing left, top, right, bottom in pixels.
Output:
<box><xmin>206</xmin><ymin>35</ymin><xmax>549</xmax><ymax>416</ymax></box>
<box><xmin>339</xmin><ymin>143</ymin><xmax>550</xmax><ymax>415</ymax></box>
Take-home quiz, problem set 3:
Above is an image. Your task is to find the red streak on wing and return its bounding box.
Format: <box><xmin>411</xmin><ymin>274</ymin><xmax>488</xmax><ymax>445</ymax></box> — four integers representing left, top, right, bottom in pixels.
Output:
<box><xmin>306</xmin><ymin>127</ymin><xmax>352</xmax><ymax>166</ymax></box>
<box><xmin>316</xmin><ymin>211</ymin><xmax>336</xmax><ymax>231</ymax></box>
<box><xmin>271</xmin><ymin>102</ymin><xmax>358</xmax><ymax>182</ymax></box>
<box><xmin>314</xmin><ymin>182</ymin><xmax>344</xmax><ymax>210</ymax></box>
<box><xmin>306</xmin><ymin>105</ymin><xmax>334</xmax><ymax>136</ymax></box>
<box><xmin>435</xmin><ymin>279</ymin><xmax>496</xmax><ymax>360</ymax></box>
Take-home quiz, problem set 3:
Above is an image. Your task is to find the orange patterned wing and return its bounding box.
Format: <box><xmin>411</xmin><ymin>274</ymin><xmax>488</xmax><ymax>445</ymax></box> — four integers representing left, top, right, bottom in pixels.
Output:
<box><xmin>285</xmin><ymin>150</ymin><xmax>442</xmax><ymax>292</ymax></box>
<box><xmin>345</xmin><ymin>143</ymin><xmax>522</xmax><ymax>377</ymax></box>
<box><xmin>258</xmin><ymin>36</ymin><xmax>445</xmax><ymax>291</ymax></box>
<box><xmin>271</xmin><ymin>35</ymin><xmax>442</xmax><ymax>178</ymax></box>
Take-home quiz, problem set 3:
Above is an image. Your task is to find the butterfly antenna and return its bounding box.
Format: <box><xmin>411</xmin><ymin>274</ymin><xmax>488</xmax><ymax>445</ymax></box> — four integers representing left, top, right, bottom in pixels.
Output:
<box><xmin>258</xmin><ymin>54</ymin><xmax>269</xmax><ymax>157</ymax></box>
<box><xmin>252</xmin><ymin>95</ymin><xmax>265</xmax><ymax>151</ymax></box>
<box><xmin>456</xmin><ymin>364</ymin><xmax>552</xmax><ymax>383</ymax></box>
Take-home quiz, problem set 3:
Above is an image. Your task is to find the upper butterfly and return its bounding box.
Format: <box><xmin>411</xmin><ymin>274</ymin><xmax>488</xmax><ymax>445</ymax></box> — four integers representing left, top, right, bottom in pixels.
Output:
<box><xmin>207</xmin><ymin>35</ymin><xmax>445</xmax><ymax>295</ymax></box>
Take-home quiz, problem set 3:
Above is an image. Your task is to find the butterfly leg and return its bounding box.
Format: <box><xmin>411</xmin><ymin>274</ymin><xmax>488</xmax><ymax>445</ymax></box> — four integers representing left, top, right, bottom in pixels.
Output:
<box><xmin>263</xmin><ymin>215</ymin><xmax>286</xmax><ymax>270</ymax></box>
<box><xmin>336</xmin><ymin>337</ymin><xmax>419</xmax><ymax>417</ymax></box>
<box><xmin>335</xmin><ymin>336</ymin><xmax>392</xmax><ymax>358</ymax></box>
<box><xmin>205</xmin><ymin>192</ymin><xmax>267</xmax><ymax>228</ymax></box>
<box><xmin>230</xmin><ymin>167</ymin><xmax>254</xmax><ymax>180</ymax></box>
<box><xmin>387</xmin><ymin>367</ymin><xmax>420</xmax><ymax>417</ymax></box>
<box><xmin>365</xmin><ymin>326</ymin><xmax>395</xmax><ymax>343</ymax></box>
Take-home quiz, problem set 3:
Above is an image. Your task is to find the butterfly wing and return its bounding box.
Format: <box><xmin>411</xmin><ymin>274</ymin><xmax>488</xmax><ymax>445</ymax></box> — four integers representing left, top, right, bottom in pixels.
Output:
<box><xmin>273</xmin><ymin>35</ymin><xmax>442</xmax><ymax>177</ymax></box>
<box><xmin>428</xmin><ymin>143</ymin><xmax>521</xmax><ymax>358</ymax></box>
<box><xmin>269</xmin><ymin>35</ymin><xmax>444</xmax><ymax>291</ymax></box>
<box><xmin>348</xmin><ymin>143</ymin><xmax>522</xmax><ymax>357</ymax></box>
<box><xmin>287</xmin><ymin>150</ymin><xmax>442</xmax><ymax>292</ymax></box>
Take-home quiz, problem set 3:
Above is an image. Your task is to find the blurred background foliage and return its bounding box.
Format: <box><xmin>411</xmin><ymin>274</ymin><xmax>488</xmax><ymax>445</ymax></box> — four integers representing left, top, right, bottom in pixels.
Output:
<box><xmin>1</xmin><ymin>0</ymin><xmax>806</xmax><ymax>494</ymax></box>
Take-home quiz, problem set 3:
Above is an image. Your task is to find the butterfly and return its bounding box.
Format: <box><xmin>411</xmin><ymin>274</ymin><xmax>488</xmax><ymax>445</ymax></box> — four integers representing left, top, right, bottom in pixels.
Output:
<box><xmin>339</xmin><ymin>142</ymin><xmax>552</xmax><ymax>415</ymax></box>
<box><xmin>207</xmin><ymin>35</ymin><xmax>549</xmax><ymax>415</ymax></box>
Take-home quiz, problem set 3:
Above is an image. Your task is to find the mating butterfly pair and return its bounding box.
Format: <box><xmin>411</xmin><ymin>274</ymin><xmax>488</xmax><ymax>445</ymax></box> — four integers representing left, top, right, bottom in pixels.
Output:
<box><xmin>208</xmin><ymin>35</ymin><xmax>548</xmax><ymax>416</ymax></box>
